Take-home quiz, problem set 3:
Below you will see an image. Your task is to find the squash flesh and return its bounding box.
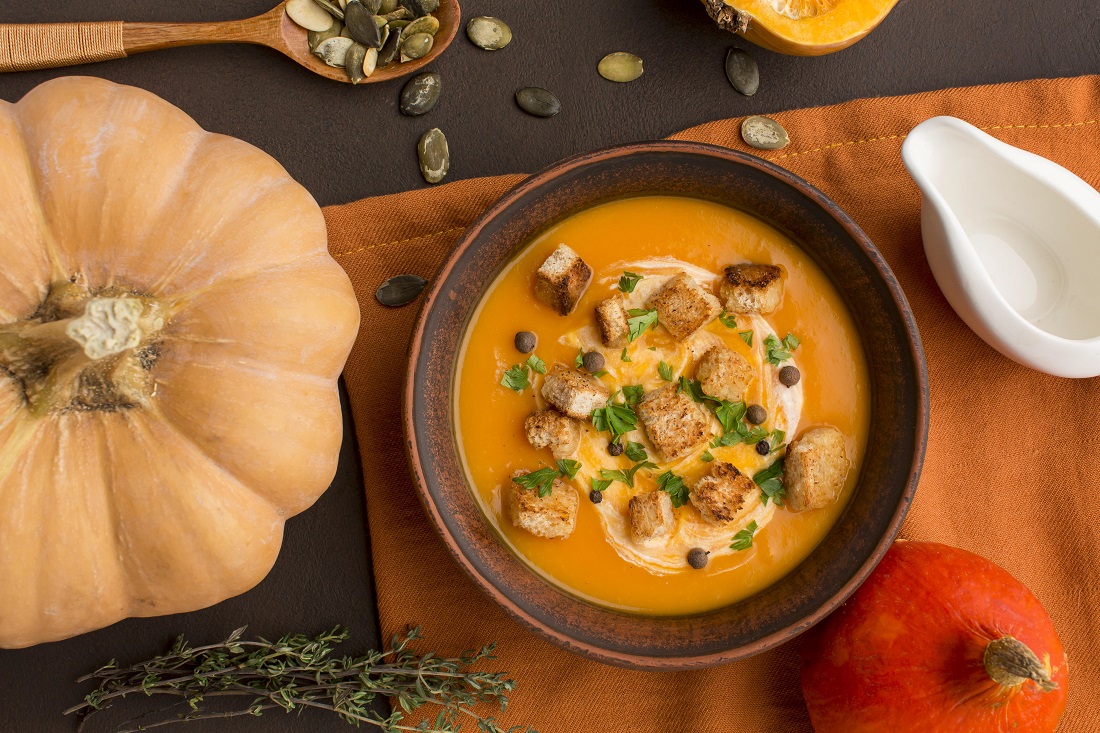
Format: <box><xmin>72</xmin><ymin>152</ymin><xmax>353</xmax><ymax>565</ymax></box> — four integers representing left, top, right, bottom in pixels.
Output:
<box><xmin>719</xmin><ymin>0</ymin><xmax>899</xmax><ymax>55</ymax></box>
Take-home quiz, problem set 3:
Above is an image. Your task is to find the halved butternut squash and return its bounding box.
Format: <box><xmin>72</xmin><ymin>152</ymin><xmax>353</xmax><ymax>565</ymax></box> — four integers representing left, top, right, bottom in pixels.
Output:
<box><xmin>702</xmin><ymin>0</ymin><xmax>899</xmax><ymax>56</ymax></box>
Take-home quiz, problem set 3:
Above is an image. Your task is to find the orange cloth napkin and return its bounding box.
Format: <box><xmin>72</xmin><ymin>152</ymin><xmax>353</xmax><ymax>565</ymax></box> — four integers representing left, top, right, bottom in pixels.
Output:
<box><xmin>325</xmin><ymin>75</ymin><xmax>1100</xmax><ymax>732</ymax></box>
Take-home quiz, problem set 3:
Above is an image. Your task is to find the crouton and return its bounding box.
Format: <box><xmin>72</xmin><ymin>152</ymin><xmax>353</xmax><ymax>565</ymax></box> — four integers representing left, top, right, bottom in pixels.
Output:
<box><xmin>524</xmin><ymin>409</ymin><xmax>582</xmax><ymax>459</ymax></box>
<box><xmin>507</xmin><ymin>471</ymin><xmax>579</xmax><ymax>539</ymax></box>
<box><xmin>645</xmin><ymin>273</ymin><xmax>722</xmax><ymax>341</ymax></box>
<box><xmin>695</xmin><ymin>344</ymin><xmax>755</xmax><ymax>403</ymax></box>
<box><xmin>636</xmin><ymin>384</ymin><xmax>711</xmax><ymax>461</ymax></box>
<box><xmin>784</xmin><ymin>426</ymin><xmax>849</xmax><ymax>512</ymax></box>
<box><xmin>534</xmin><ymin>244</ymin><xmax>592</xmax><ymax>316</ymax></box>
<box><xmin>594</xmin><ymin>294</ymin><xmax>630</xmax><ymax>348</ymax></box>
<box><xmin>720</xmin><ymin>263</ymin><xmax>783</xmax><ymax>315</ymax></box>
<box><xmin>629</xmin><ymin>490</ymin><xmax>675</xmax><ymax>543</ymax></box>
<box><xmin>690</xmin><ymin>462</ymin><xmax>756</xmax><ymax>524</ymax></box>
<box><xmin>541</xmin><ymin>365</ymin><xmax>609</xmax><ymax>421</ymax></box>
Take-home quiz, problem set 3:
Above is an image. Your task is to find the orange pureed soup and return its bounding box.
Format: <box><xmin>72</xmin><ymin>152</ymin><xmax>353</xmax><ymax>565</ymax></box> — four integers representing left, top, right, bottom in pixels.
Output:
<box><xmin>455</xmin><ymin>196</ymin><xmax>870</xmax><ymax>615</ymax></box>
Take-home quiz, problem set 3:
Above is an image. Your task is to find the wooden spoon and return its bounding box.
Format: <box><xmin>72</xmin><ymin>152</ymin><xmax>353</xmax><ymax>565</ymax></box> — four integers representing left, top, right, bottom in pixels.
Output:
<box><xmin>0</xmin><ymin>0</ymin><xmax>460</xmax><ymax>83</ymax></box>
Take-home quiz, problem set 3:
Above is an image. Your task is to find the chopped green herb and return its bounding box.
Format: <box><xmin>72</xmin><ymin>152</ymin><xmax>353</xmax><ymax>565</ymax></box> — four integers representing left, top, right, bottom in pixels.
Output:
<box><xmin>678</xmin><ymin>376</ymin><xmax>712</xmax><ymax>403</ymax></box>
<box><xmin>714</xmin><ymin>400</ymin><xmax>748</xmax><ymax>433</ymax></box>
<box><xmin>648</xmin><ymin>346</ymin><xmax>657</xmax><ymax>351</ymax></box>
<box><xmin>525</xmin><ymin>354</ymin><xmax>546</xmax><ymax>375</ymax></box>
<box><xmin>592</xmin><ymin>370</ymin><xmax>609</xmax><ymax>378</ymax></box>
<box><xmin>656</xmin><ymin>470</ymin><xmax>689</xmax><ymax>508</ymax></box>
<box><xmin>621</xmin><ymin>385</ymin><xmax>645</xmax><ymax>405</ymax></box>
<box><xmin>624</xmin><ymin>441</ymin><xmax>649</xmax><ymax>462</ymax></box>
<box><xmin>592</xmin><ymin>402</ymin><xmax>638</xmax><ymax>437</ymax></box>
<box><xmin>574</xmin><ymin>349</ymin><xmax>584</xmax><ymax>368</ymax></box>
<box><xmin>784</xmin><ymin>333</ymin><xmax>801</xmax><ymax>350</ymax></box>
<box><xmin>730</xmin><ymin>520</ymin><xmax>759</xmax><ymax>551</ymax></box>
<box><xmin>718</xmin><ymin>311</ymin><xmax>738</xmax><ymax>329</ymax></box>
<box><xmin>511</xmin><ymin>467</ymin><xmax>558</xmax><ymax>497</ymax></box>
<box><xmin>590</xmin><ymin>477</ymin><xmax>612</xmax><ymax>494</ymax></box>
<box><xmin>738</xmin><ymin>330</ymin><xmax>754</xmax><ymax>347</ymax></box>
<box><xmin>626</xmin><ymin>308</ymin><xmax>659</xmax><ymax>342</ymax></box>
<box><xmin>599</xmin><ymin>461</ymin><xmax>657</xmax><ymax>488</ymax></box>
<box><xmin>700</xmin><ymin>449</ymin><xmax>715</xmax><ymax>463</ymax></box>
<box><xmin>556</xmin><ymin>459</ymin><xmax>582</xmax><ymax>479</ymax></box>
<box><xmin>658</xmin><ymin>361</ymin><xmax>674</xmax><ymax>381</ymax></box>
<box><xmin>754</xmin><ymin>458</ymin><xmax>786</xmax><ymax>506</ymax></box>
<box><xmin>618</xmin><ymin>271</ymin><xmax>643</xmax><ymax>293</ymax></box>
<box><xmin>620</xmin><ymin>347</ymin><xmax>631</xmax><ymax>362</ymax></box>
<box><xmin>764</xmin><ymin>332</ymin><xmax>801</xmax><ymax>365</ymax></box>
<box><xmin>770</xmin><ymin>429</ymin><xmax>786</xmax><ymax>453</ymax></box>
<box><xmin>500</xmin><ymin>364</ymin><xmax>530</xmax><ymax>392</ymax></box>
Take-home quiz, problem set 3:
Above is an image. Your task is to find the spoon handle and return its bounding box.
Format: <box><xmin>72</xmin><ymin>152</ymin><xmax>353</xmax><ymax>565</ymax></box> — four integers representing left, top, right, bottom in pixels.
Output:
<box><xmin>0</xmin><ymin>14</ymin><xmax>277</xmax><ymax>73</ymax></box>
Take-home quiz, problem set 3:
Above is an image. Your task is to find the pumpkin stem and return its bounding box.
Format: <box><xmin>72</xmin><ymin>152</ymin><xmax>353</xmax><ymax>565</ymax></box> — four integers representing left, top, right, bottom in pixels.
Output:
<box><xmin>983</xmin><ymin>636</ymin><xmax>1057</xmax><ymax>693</ymax></box>
<box><xmin>701</xmin><ymin>0</ymin><xmax>752</xmax><ymax>34</ymax></box>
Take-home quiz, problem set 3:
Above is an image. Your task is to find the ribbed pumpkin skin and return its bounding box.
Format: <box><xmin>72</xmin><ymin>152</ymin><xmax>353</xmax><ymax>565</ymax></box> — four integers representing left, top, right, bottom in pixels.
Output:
<box><xmin>0</xmin><ymin>77</ymin><xmax>360</xmax><ymax>648</ymax></box>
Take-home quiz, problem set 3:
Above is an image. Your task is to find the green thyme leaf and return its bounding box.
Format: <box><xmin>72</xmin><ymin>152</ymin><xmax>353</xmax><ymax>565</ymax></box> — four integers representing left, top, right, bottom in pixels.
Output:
<box><xmin>624</xmin><ymin>441</ymin><xmax>649</xmax><ymax>462</ymax></box>
<box><xmin>656</xmin><ymin>470</ymin><xmax>689</xmax><ymax>508</ymax></box>
<box><xmin>658</xmin><ymin>361</ymin><xmax>674</xmax><ymax>381</ymax></box>
<box><xmin>619</xmin><ymin>271</ymin><xmax>643</xmax><ymax>293</ymax></box>
<box><xmin>754</xmin><ymin>458</ymin><xmax>786</xmax><ymax>506</ymax></box>
<box><xmin>525</xmin><ymin>354</ymin><xmax>546</xmax><ymax>375</ymax></box>
<box><xmin>626</xmin><ymin>308</ymin><xmax>659</xmax><ymax>342</ymax></box>
<box><xmin>621</xmin><ymin>347</ymin><xmax>631</xmax><ymax>362</ymax></box>
<box><xmin>622</xmin><ymin>385</ymin><xmax>645</xmax><ymax>405</ymax></box>
<box><xmin>700</xmin><ymin>449</ymin><xmax>715</xmax><ymax>463</ymax></box>
<box><xmin>599</xmin><ymin>461</ymin><xmax>657</xmax><ymax>489</ymax></box>
<box><xmin>512</xmin><ymin>467</ymin><xmax>558</xmax><ymax>497</ymax></box>
<box><xmin>591</xmin><ymin>477</ymin><xmax>612</xmax><ymax>494</ymax></box>
<box><xmin>556</xmin><ymin>459</ymin><xmax>582</xmax><ymax>480</ymax></box>
<box><xmin>730</xmin><ymin>520</ymin><xmax>759</xmax><ymax>551</ymax></box>
<box><xmin>718</xmin><ymin>311</ymin><xmax>738</xmax><ymax>328</ymax></box>
<box><xmin>738</xmin><ymin>330</ymin><xmax>754</xmax><ymax>347</ymax></box>
<box><xmin>500</xmin><ymin>364</ymin><xmax>530</xmax><ymax>392</ymax></box>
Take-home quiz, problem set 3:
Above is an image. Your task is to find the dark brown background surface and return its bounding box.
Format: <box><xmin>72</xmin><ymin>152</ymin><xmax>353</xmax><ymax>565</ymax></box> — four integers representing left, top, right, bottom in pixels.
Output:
<box><xmin>1</xmin><ymin>0</ymin><xmax>1098</xmax><ymax>730</ymax></box>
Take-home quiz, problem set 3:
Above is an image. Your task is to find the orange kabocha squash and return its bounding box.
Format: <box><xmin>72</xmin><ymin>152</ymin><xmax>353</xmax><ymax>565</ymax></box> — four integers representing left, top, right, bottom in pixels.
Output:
<box><xmin>702</xmin><ymin>0</ymin><xmax>899</xmax><ymax>55</ymax></box>
<box><xmin>801</xmin><ymin>541</ymin><xmax>1068</xmax><ymax>733</ymax></box>
<box><xmin>0</xmin><ymin>77</ymin><xmax>360</xmax><ymax>648</ymax></box>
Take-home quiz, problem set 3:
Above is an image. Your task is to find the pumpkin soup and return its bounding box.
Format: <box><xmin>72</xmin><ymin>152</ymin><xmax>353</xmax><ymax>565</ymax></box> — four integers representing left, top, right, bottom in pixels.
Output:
<box><xmin>455</xmin><ymin>195</ymin><xmax>869</xmax><ymax>615</ymax></box>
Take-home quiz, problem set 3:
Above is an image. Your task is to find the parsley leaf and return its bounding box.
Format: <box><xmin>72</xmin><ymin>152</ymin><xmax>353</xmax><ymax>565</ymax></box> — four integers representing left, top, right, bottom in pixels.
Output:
<box><xmin>500</xmin><ymin>364</ymin><xmax>530</xmax><ymax>392</ymax></box>
<box><xmin>619</xmin><ymin>271</ymin><xmax>643</xmax><ymax>293</ymax></box>
<box><xmin>718</xmin><ymin>311</ymin><xmax>738</xmax><ymax>328</ymax></box>
<box><xmin>626</xmin><ymin>308</ymin><xmax>659</xmax><ymax>342</ymax></box>
<box><xmin>754</xmin><ymin>459</ymin><xmax>786</xmax><ymax>506</ymax></box>
<box><xmin>738</xmin><ymin>330</ymin><xmax>754</xmax><ymax>347</ymax></box>
<box><xmin>621</xmin><ymin>385</ymin><xmax>645</xmax><ymax>405</ymax></box>
<box><xmin>574</xmin><ymin>349</ymin><xmax>584</xmax><ymax>368</ymax></box>
<box><xmin>656</xmin><ymin>470</ymin><xmax>689</xmax><ymax>508</ymax></box>
<box><xmin>512</xmin><ymin>467</ymin><xmax>558</xmax><ymax>497</ymax></box>
<box><xmin>765</xmin><ymin>332</ymin><xmax>801</xmax><ymax>365</ymax></box>
<box><xmin>784</xmin><ymin>333</ymin><xmax>801</xmax><ymax>351</ymax></box>
<box><xmin>620</xmin><ymin>347</ymin><xmax>631</xmax><ymax>362</ymax></box>
<box><xmin>658</xmin><ymin>361</ymin><xmax>674</xmax><ymax>381</ymax></box>
<box><xmin>678</xmin><ymin>376</ymin><xmax>712</xmax><ymax>403</ymax></box>
<box><xmin>769</xmin><ymin>429</ymin><xmax>786</xmax><ymax>453</ymax></box>
<box><xmin>590</xmin><ymin>477</ymin><xmax>612</xmax><ymax>494</ymax></box>
<box><xmin>556</xmin><ymin>459</ymin><xmax>582</xmax><ymax>479</ymax></box>
<box><xmin>648</xmin><ymin>346</ymin><xmax>657</xmax><ymax>351</ymax></box>
<box><xmin>730</xmin><ymin>520</ymin><xmax>759</xmax><ymax>551</ymax></box>
<box><xmin>599</xmin><ymin>461</ymin><xmax>657</xmax><ymax>488</ymax></box>
<box><xmin>624</xmin><ymin>441</ymin><xmax>649</xmax><ymax>461</ymax></box>
<box><xmin>592</xmin><ymin>402</ymin><xmax>638</xmax><ymax>437</ymax></box>
<box><xmin>700</xmin><ymin>449</ymin><xmax>715</xmax><ymax>463</ymax></box>
<box><xmin>714</xmin><ymin>400</ymin><xmax>747</xmax><ymax>433</ymax></box>
<box><xmin>525</xmin><ymin>354</ymin><xmax>546</xmax><ymax>375</ymax></box>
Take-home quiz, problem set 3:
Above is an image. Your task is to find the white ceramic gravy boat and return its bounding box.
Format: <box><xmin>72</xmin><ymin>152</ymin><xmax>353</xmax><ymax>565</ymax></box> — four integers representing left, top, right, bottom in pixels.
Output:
<box><xmin>902</xmin><ymin>116</ymin><xmax>1100</xmax><ymax>378</ymax></box>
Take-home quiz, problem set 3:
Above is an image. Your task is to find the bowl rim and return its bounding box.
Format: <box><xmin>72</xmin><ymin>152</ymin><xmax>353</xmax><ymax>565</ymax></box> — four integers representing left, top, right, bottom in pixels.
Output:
<box><xmin>403</xmin><ymin>140</ymin><xmax>929</xmax><ymax>669</ymax></box>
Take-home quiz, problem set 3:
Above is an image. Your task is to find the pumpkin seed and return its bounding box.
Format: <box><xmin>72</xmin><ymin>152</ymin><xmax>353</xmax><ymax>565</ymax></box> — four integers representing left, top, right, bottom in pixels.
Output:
<box><xmin>401</xmin><ymin>0</ymin><xmax>439</xmax><ymax>17</ymax></box>
<box><xmin>515</xmin><ymin>87</ymin><xmax>560</xmax><ymax>118</ymax></box>
<box><xmin>388</xmin><ymin>19</ymin><xmax>411</xmax><ymax>31</ymax></box>
<box><xmin>377</xmin><ymin>28</ymin><xmax>402</xmax><ymax>67</ymax></box>
<box><xmin>340</xmin><ymin>25</ymin><xmax>353</xmax><ymax>38</ymax></box>
<box><xmin>376</xmin><ymin>274</ymin><xmax>428</xmax><ymax>307</ymax></box>
<box><xmin>401</xmin><ymin>72</ymin><xmax>442</xmax><ymax>116</ymax></box>
<box><xmin>345</xmin><ymin>42</ymin><xmax>368</xmax><ymax>83</ymax></box>
<box><xmin>466</xmin><ymin>16</ymin><xmax>512</xmax><ymax>50</ymax></box>
<box><xmin>382</xmin><ymin>7</ymin><xmax>411</xmax><ymax>21</ymax></box>
<box><xmin>725</xmin><ymin>48</ymin><xmax>759</xmax><ymax>96</ymax></box>
<box><xmin>361</xmin><ymin>0</ymin><xmax>382</xmax><ymax>12</ymax></box>
<box><xmin>401</xmin><ymin>15</ymin><xmax>439</xmax><ymax>38</ymax></box>
<box><xmin>741</xmin><ymin>116</ymin><xmax>789</xmax><ymax>150</ymax></box>
<box><xmin>312</xmin><ymin>0</ymin><xmax>346</xmax><ymax>20</ymax></box>
<box><xmin>313</xmin><ymin>36</ymin><xmax>355</xmax><ymax>67</ymax></box>
<box><xmin>379</xmin><ymin>0</ymin><xmax>398</xmax><ymax>12</ymax></box>
<box><xmin>362</xmin><ymin>46</ymin><xmax>379</xmax><ymax>77</ymax></box>
<box><xmin>598</xmin><ymin>52</ymin><xmax>643</xmax><ymax>82</ymax></box>
<box><xmin>307</xmin><ymin>19</ymin><xmax>344</xmax><ymax>50</ymax></box>
<box><xmin>400</xmin><ymin>32</ymin><xmax>433</xmax><ymax>61</ymax></box>
<box><xmin>287</xmin><ymin>0</ymin><xmax>335</xmax><ymax>32</ymax></box>
<box><xmin>418</xmin><ymin>128</ymin><xmax>449</xmax><ymax>184</ymax></box>
<box><xmin>345</xmin><ymin>1</ymin><xmax>382</xmax><ymax>47</ymax></box>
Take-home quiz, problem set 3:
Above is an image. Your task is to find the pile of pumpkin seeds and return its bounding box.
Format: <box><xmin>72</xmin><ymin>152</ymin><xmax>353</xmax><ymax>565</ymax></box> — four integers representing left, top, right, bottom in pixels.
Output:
<box><xmin>287</xmin><ymin>0</ymin><xmax>443</xmax><ymax>83</ymax></box>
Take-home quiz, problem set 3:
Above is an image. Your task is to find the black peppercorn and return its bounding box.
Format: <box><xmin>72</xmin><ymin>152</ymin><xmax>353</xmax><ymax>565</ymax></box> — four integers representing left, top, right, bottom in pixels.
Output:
<box><xmin>589</xmin><ymin>490</ymin><xmax>603</xmax><ymax>504</ymax></box>
<box><xmin>746</xmin><ymin>404</ymin><xmax>767</xmax><ymax>425</ymax></box>
<box><xmin>755</xmin><ymin>440</ymin><xmax>771</xmax><ymax>456</ymax></box>
<box><xmin>607</xmin><ymin>440</ymin><xmax>624</xmax><ymax>456</ymax></box>
<box><xmin>514</xmin><ymin>331</ymin><xmax>537</xmax><ymax>353</ymax></box>
<box><xmin>687</xmin><ymin>548</ymin><xmax>709</xmax><ymax>569</ymax></box>
<box><xmin>582</xmin><ymin>350</ymin><xmax>606</xmax><ymax>373</ymax></box>
<box><xmin>779</xmin><ymin>365</ymin><xmax>801</xmax><ymax>387</ymax></box>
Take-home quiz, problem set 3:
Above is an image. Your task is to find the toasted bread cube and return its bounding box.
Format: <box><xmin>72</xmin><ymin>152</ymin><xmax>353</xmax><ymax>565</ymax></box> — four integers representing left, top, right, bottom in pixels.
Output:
<box><xmin>507</xmin><ymin>471</ymin><xmax>579</xmax><ymax>539</ymax></box>
<box><xmin>534</xmin><ymin>244</ymin><xmax>592</xmax><ymax>316</ymax></box>
<box><xmin>695</xmin><ymin>344</ymin><xmax>755</xmax><ymax>403</ymax></box>
<box><xmin>784</xmin><ymin>426</ymin><xmax>849</xmax><ymax>512</ymax></box>
<box><xmin>690</xmin><ymin>462</ymin><xmax>756</xmax><ymax>524</ymax></box>
<box><xmin>629</xmin><ymin>490</ymin><xmax>675</xmax><ymax>543</ymax></box>
<box><xmin>594</xmin><ymin>294</ymin><xmax>630</xmax><ymax>348</ymax></box>
<box><xmin>720</xmin><ymin>264</ymin><xmax>783</xmax><ymax>315</ymax></box>
<box><xmin>541</xmin><ymin>366</ymin><xmax>609</xmax><ymax>421</ymax></box>
<box><xmin>524</xmin><ymin>409</ymin><xmax>582</xmax><ymax>459</ymax></box>
<box><xmin>645</xmin><ymin>273</ymin><xmax>722</xmax><ymax>341</ymax></box>
<box><xmin>636</xmin><ymin>384</ymin><xmax>711</xmax><ymax>461</ymax></box>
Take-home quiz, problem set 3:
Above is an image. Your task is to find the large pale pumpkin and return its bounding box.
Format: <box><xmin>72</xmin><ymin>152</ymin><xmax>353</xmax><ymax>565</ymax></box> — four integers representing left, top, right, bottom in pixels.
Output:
<box><xmin>702</xmin><ymin>0</ymin><xmax>899</xmax><ymax>55</ymax></box>
<box><xmin>0</xmin><ymin>77</ymin><xmax>360</xmax><ymax>648</ymax></box>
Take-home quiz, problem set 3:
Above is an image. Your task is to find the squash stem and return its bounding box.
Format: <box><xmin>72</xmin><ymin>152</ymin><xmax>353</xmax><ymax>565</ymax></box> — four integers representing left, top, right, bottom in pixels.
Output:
<box><xmin>983</xmin><ymin>636</ymin><xmax>1057</xmax><ymax>693</ymax></box>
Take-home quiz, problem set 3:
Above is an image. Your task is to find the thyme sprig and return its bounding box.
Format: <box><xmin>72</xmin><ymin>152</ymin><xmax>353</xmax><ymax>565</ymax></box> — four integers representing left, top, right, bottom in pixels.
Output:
<box><xmin>65</xmin><ymin>626</ymin><xmax>533</xmax><ymax>733</ymax></box>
